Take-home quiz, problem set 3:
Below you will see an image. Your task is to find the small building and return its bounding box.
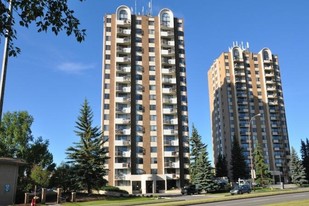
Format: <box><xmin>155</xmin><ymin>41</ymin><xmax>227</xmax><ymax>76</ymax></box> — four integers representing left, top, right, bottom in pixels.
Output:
<box><xmin>0</xmin><ymin>157</ymin><xmax>26</xmax><ymax>206</ymax></box>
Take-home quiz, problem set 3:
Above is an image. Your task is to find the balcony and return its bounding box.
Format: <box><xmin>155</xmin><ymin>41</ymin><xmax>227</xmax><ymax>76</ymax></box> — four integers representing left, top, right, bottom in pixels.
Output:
<box><xmin>116</xmin><ymin>37</ymin><xmax>131</xmax><ymax>44</ymax></box>
<box><xmin>163</xmin><ymin>108</ymin><xmax>177</xmax><ymax>114</ymax></box>
<box><xmin>163</xmin><ymin>98</ymin><xmax>177</xmax><ymax>104</ymax></box>
<box><xmin>162</xmin><ymin>78</ymin><xmax>176</xmax><ymax>84</ymax></box>
<box><xmin>117</xmin><ymin>28</ymin><xmax>131</xmax><ymax>35</ymax></box>
<box><xmin>117</xmin><ymin>66</ymin><xmax>130</xmax><ymax>73</ymax></box>
<box><xmin>162</xmin><ymin>67</ymin><xmax>175</xmax><ymax>74</ymax></box>
<box><xmin>116</xmin><ymin>76</ymin><xmax>131</xmax><ymax>82</ymax></box>
<box><xmin>117</xmin><ymin>47</ymin><xmax>131</xmax><ymax>53</ymax></box>
<box><xmin>116</xmin><ymin>56</ymin><xmax>131</xmax><ymax>63</ymax></box>
<box><xmin>161</xmin><ymin>31</ymin><xmax>174</xmax><ymax>37</ymax></box>
<box><xmin>163</xmin><ymin>129</ymin><xmax>178</xmax><ymax>135</ymax></box>
<box><xmin>115</xmin><ymin>96</ymin><xmax>131</xmax><ymax>103</ymax></box>
<box><xmin>162</xmin><ymin>87</ymin><xmax>176</xmax><ymax>94</ymax></box>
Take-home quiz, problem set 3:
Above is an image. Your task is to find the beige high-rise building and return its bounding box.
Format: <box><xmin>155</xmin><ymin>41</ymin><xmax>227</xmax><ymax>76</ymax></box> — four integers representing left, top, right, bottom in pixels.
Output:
<box><xmin>208</xmin><ymin>43</ymin><xmax>290</xmax><ymax>183</ymax></box>
<box><xmin>101</xmin><ymin>5</ymin><xmax>190</xmax><ymax>194</ymax></box>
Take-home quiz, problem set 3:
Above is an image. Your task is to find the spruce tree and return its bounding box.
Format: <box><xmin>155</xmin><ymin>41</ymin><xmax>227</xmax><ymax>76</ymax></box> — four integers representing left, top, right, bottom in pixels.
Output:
<box><xmin>190</xmin><ymin>125</ymin><xmax>206</xmax><ymax>184</ymax></box>
<box><xmin>66</xmin><ymin>99</ymin><xmax>109</xmax><ymax>194</ymax></box>
<box><xmin>230</xmin><ymin>136</ymin><xmax>247</xmax><ymax>182</ymax></box>
<box><xmin>195</xmin><ymin>146</ymin><xmax>218</xmax><ymax>192</ymax></box>
<box><xmin>290</xmin><ymin>147</ymin><xmax>307</xmax><ymax>186</ymax></box>
<box><xmin>253</xmin><ymin>143</ymin><xmax>272</xmax><ymax>187</ymax></box>
<box><xmin>215</xmin><ymin>153</ymin><xmax>228</xmax><ymax>177</ymax></box>
<box><xmin>300</xmin><ymin>139</ymin><xmax>309</xmax><ymax>181</ymax></box>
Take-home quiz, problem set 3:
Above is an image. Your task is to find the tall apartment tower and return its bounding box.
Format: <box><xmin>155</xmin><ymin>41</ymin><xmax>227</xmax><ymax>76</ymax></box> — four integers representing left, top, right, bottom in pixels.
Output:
<box><xmin>208</xmin><ymin>43</ymin><xmax>290</xmax><ymax>182</ymax></box>
<box><xmin>101</xmin><ymin>5</ymin><xmax>190</xmax><ymax>194</ymax></box>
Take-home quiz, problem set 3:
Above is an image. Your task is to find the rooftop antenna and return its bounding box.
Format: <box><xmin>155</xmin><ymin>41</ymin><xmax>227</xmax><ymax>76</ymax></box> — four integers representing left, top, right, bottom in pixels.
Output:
<box><xmin>142</xmin><ymin>6</ymin><xmax>144</xmax><ymax>15</ymax></box>
<box><xmin>135</xmin><ymin>0</ymin><xmax>137</xmax><ymax>15</ymax></box>
<box><xmin>148</xmin><ymin>0</ymin><xmax>153</xmax><ymax>16</ymax></box>
<box><xmin>246</xmin><ymin>42</ymin><xmax>250</xmax><ymax>50</ymax></box>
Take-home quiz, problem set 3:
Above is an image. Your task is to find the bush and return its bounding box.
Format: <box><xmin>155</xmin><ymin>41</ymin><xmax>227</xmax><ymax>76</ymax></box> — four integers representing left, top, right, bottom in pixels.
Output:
<box><xmin>101</xmin><ymin>186</ymin><xmax>128</xmax><ymax>194</ymax></box>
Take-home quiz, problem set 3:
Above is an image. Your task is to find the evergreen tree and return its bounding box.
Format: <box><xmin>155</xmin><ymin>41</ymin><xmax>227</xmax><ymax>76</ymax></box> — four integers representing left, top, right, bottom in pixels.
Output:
<box><xmin>190</xmin><ymin>125</ymin><xmax>206</xmax><ymax>183</ymax></box>
<box><xmin>66</xmin><ymin>99</ymin><xmax>109</xmax><ymax>194</ymax></box>
<box><xmin>215</xmin><ymin>153</ymin><xmax>228</xmax><ymax>177</ymax></box>
<box><xmin>253</xmin><ymin>143</ymin><xmax>272</xmax><ymax>187</ymax></box>
<box><xmin>300</xmin><ymin>139</ymin><xmax>309</xmax><ymax>181</ymax></box>
<box><xmin>195</xmin><ymin>146</ymin><xmax>218</xmax><ymax>192</ymax></box>
<box><xmin>290</xmin><ymin>147</ymin><xmax>307</xmax><ymax>186</ymax></box>
<box><xmin>230</xmin><ymin>136</ymin><xmax>247</xmax><ymax>182</ymax></box>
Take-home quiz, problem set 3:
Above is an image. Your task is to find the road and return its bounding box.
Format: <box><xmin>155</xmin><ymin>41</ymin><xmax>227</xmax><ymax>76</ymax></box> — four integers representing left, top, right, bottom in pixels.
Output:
<box><xmin>185</xmin><ymin>192</ymin><xmax>309</xmax><ymax>206</ymax></box>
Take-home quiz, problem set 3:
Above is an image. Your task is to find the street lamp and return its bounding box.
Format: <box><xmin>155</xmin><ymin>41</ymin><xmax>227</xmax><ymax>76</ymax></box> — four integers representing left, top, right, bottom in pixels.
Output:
<box><xmin>249</xmin><ymin>113</ymin><xmax>261</xmax><ymax>183</ymax></box>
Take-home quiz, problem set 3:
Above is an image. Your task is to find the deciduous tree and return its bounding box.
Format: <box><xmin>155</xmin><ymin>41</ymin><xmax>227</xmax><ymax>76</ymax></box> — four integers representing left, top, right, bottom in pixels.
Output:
<box><xmin>0</xmin><ymin>0</ymin><xmax>86</xmax><ymax>56</ymax></box>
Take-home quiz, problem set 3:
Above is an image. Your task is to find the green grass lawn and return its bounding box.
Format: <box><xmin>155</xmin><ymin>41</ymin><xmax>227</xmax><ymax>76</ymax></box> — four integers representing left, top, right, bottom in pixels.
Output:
<box><xmin>63</xmin><ymin>196</ymin><xmax>177</xmax><ymax>206</ymax></box>
<box><xmin>62</xmin><ymin>187</ymin><xmax>309</xmax><ymax>206</ymax></box>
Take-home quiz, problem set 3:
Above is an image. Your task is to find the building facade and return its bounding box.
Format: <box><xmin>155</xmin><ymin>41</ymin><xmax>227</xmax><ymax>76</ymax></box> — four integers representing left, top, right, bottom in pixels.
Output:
<box><xmin>208</xmin><ymin>43</ymin><xmax>290</xmax><ymax>183</ymax></box>
<box><xmin>101</xmin><ymin>5</ymin><xmax>190</xmax><ymax>194</ymax></box>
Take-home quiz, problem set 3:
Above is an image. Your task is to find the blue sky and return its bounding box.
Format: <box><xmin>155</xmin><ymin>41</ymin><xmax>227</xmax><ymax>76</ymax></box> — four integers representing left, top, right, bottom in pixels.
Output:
<box><xmin>1</xmin><ymin>0</ymin><xmax>309</xmax><ymax>165</ymax></box>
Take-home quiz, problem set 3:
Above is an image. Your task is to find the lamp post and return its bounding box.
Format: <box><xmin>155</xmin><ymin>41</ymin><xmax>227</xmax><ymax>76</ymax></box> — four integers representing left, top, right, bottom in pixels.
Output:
<box><xmin>249</xmin><ymin>113</ymin><xmax>261</xmax><ymax>184</ymax></box>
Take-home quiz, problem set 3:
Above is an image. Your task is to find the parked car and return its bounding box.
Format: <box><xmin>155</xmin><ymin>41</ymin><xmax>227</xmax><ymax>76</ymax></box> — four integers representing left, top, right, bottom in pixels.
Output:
<box><xmin>181</xmin><ymin>185</ymin><xmax>202</xmax><ymax>195</ymax></box>
<box><xmin>230</xmin><ymin>184</ymin><xmax>251</xmax><ymax>195</ymax></box>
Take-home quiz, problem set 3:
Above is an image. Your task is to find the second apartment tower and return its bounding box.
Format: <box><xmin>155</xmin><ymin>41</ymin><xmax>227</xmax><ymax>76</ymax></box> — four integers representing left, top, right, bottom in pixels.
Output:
<box><xmin>208</xmin><ymin>44</ymin><xmax>290</xmax><ymax>183</ymax></box>
<box><xmin>101</xmin><ymin>5</ymin><xmax>190</xmax><ymax>194</ymax></box>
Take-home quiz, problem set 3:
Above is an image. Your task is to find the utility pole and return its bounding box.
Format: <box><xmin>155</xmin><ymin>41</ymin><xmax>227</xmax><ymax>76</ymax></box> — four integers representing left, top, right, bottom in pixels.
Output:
<box><xmin>0</xmin><ymin>0</ymin><xmax>13</xmax><ymax>120</ymax></box>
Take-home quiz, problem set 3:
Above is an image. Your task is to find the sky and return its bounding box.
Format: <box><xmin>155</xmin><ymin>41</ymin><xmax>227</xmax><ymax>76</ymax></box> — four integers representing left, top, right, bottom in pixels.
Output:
<box><xmin>1</xmin><ymin>0</ymin><xmax>309</xmax><ymax>166</ymax></box>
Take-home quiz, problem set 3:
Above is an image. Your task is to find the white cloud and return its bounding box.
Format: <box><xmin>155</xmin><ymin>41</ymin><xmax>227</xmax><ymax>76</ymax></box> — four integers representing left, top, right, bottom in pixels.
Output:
<box><xmin>56</xmin><ymin>62</ymin><xmax>96</xmax><ymax>74</ymax></box>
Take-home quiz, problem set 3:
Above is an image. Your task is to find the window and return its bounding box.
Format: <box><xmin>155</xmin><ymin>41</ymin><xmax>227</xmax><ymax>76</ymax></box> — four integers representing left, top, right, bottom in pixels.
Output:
<box><xmin>150</xmin><ymin>95</ymin><xmax>156</xmax><ymax>100</ymax></box>
<box><xmin>149</xmin><ymin>75</ymin><xmax>155</xmax><ymax>81</ymax></box>
<box><xmin>149</xmin><ymin>85</ymin><xmax>156</xmax><ymax>90</ymax></box>
<box><xmin>149</xmin><ymin>21</ymin><xmax>154</xmax><ymax>25</ymax></box>
<box><xmin>150</xmin><ymin>105</ymin><xmax>156</xmax><ymax>110</ymax></box>
<box><xmin>105</xmin><ymin>36</ymin><xmax>111</xmax><ymax>41</ymax></box>
<box><xmin>104</xmin><ymin>114</ymin><xmax>109</xmax><ymax>120</ymax></box>
<box><xmin>149</xmin><ymin>38</ymin><xmax>155</xmax><ymax>43</ymax></box>
<box><xmin>151</xmin><ymin>169</ymin><xmax>157</xmax><ymax>174</ymax></box>
<box><xmin>162</xmin><ymin>13</ymin><xmax>170</xmax><ymax>26</ymax></box>
<box><xmin>263</xmin><ymin>50</ymin><xmax>269</xmax><ymax>60</ymax></box>
<box><xmin>104</xmin><ymin>104</ymin><xmax>109</xmax><ymax>109</ymax></box>
<box><xmin>151</xmin><ymin>136</ymin><xmax>157</xmax><ymax>142</ymax></box>
<box><xmin>104</xmin><ymin>83</ymin><xmax>110</xmax><ymax>89</ymax></box>
<box><xmin>233</xmin><ymin>49</ymin><xmax>240</xmax><ymax>59</ymax></box>
<box><xmin>149</xmin><ymin>29</ymin><xmax>155</xmax><ymax>34</ymax></box>
<box><xmin>150</xmin><ymin>126</ymin><xmax>157</xmax><ymax>131</ymax></box>
<box><xmin>105</xmin><ymin>45</ymin><xmax>111</xmax><ymax>50</ymax></box>
<box><xmin>119</xmin><ymin>10</ymin><xmax>128</xmax><ymax>20</ymax></box>
<box><xmin>105</xmin><ymin>55</ymin><xmax>110</xmax><ymax>60</ymax></box>
<box><xmin>151</xmin><ymin>158</ymin><xmax>157</xmax><ymax>164</ymax></box>
<box><xmin>149</xmin><ymin>66</ymin><xmax>155</xmax><ymax>71</ymax></box>
<box><xmin>105</xmin><ymin>64</ymin><xmax>110</xmax><ymax>70</ymax></box>
<box><xmin>104</xmin><ymin>94</ymin><xmax>110</xmax><ymax>99</ymax></box>
<box><xmin>151</xmin><ymin>147</ymin><xmax>157</xmax><ymax>153</ymax></box>
<box><xmin>106</xmin><ymin>27</ymin><xmax>111</xmax><ymax>32</ymax></box>
<box><xmin>149</xmin><ymin>57</ymin><xmax>155</xmax><ymax>62</ymax></box>
<box><xmin>150</xmin><ymin>115</ymin><xmax>156</xmax><ymax>121</ymax></box>
<box><xmin>106</xmin><ymin>18</ymin><xmax>111</xmax><ymax>23</ymax></box>
<box><xmin>149</xmin><ymin>47</ymin><xmax>155</xmax><ymax>52</ymax></box>
<box><xmin>104</xmin><ymin>74</ymin><xmax>110</xmax><ymax>79</ymax></box>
